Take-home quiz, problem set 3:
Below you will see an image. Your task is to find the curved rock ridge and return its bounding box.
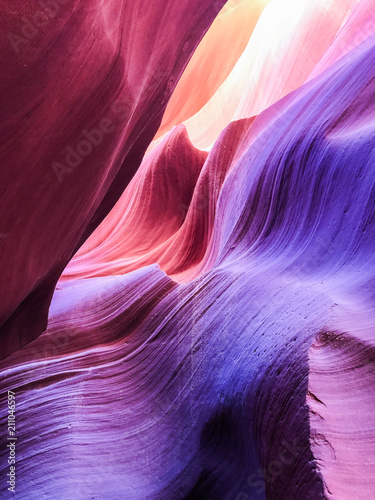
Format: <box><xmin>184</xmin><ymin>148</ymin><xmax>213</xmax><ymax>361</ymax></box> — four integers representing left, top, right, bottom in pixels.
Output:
<box><xmin>76</xmin><ymin>32</ymin><xmax>375</xmax><ymax>287</ymax></box>
<box><xmin>0</xmin><ymin>0</ymin><xmax>227</xmax><ymax>358</ymax></box>
<box><xmin>202</xmin><ymin>34</ymin><xmax>375</xmax><ymax>283</ymax></box>
<box><xmin>63</xmin><ymin>118</ymin><xmax>254</xmax><ymax>283</ymax></box>
<box><xmin>62</xmin><ymin>125</ymin><xmax>208</xmax><ymax>281</ymax></box>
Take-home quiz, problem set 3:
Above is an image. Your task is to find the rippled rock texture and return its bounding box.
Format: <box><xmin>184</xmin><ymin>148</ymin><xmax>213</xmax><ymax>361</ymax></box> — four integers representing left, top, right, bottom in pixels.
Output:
<box><xmin>1</xmin><ymin>0</ymin><xmax>375</xmax><ymax>499</ymax></box>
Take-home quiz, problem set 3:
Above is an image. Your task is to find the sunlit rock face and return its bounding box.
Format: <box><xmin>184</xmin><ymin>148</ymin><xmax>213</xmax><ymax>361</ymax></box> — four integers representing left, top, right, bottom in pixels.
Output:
<box><xmin>1</xmin><ymin>0</ymin><xmax>375</xmax><ymax>499</ymax></box>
